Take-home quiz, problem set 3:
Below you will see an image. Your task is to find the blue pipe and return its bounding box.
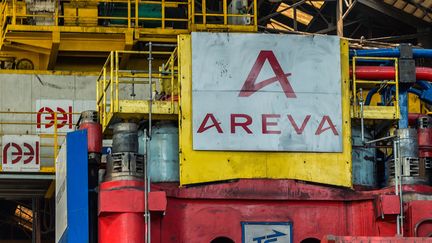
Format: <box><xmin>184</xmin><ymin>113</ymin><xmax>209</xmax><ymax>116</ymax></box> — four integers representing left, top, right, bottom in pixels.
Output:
<box><xmin>417</xmin><ymin>80</ymin><xmax>432</xmax><ymax>90</ymax></box>
<box><xmin>409</xmin><ymin>87</ymin><xmax>423</xmax><ymax>97</ymax></box>
<box><xmin>365</xmin><ymin>87</ymin><xmax>379</xmax><ymax>106</ymax></box>
<box><xmin>350</xmin><ymin>48</ymin><xmax>432</xmax><ymax>59</ymax></box>
<box><xmin>364</xmin><ymin>85</ymin><xmax>430</xmax><ymax>128</ymax></box>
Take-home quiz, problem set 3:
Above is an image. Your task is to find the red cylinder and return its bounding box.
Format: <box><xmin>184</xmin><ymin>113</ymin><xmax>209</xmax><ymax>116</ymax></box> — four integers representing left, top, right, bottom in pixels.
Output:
<box><xmin>99</xmin><ymin>180</ymin><xmax>145</xmax><ymax>243</ymax></box>
<box><xmin>418</xmin><ymin>128</ymin><xmax>432</xmax><ymax>157</ymax></box>
<box><xmin>79</xmin><ymin>122</ymin><xmax>102</xmax><ymax>153</ymax></box>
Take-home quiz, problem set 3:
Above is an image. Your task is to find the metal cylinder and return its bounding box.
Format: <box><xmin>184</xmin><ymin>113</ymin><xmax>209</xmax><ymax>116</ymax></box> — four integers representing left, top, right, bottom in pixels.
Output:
<box><xmin>105</xmin><ymin>152</ymin><xmax>144</xmax><ymax>181</ymax></box>
<box><xmin>387</xmin><ymin>157</ymin><xmax>429</xmax><ymax>185</ymax></box>
<box><xmin>149</xmin><ymin>121</ymin><xmax>179</xmax><ymax>183</ymax></box>
<box><xmin>106</xmin><ymin>122</ymin><xmax>143</xmax><ymax>181</ymax></box>
<box><xmin>417</xmin><ymin>116</ymin><xmax>432</xmax><ymax>158</ymax></box>
<box><xmin>396</xmin><ymin>128</ymin><xmax>418</xmax><ymax>158</ymax></box>
<box><xmin>112</xmin><ymin>123</ymin><xmax>138</xmax><ymax>153</ymax></box>
<box><xmin>351</xmin><ymin>126</ymin><xmax>376</xmax><ymax>188</ymax></box>
<box><xmin>78</xmin><ymin>110</ymin><xmax>102</xmax><ymax>154</ymax></box>
<box><xmin>80</xmin><ymin>110</ymin><xmax>99</xmax><ymax>123</ymax></box>
<box><xmin>99</xmin><ymin>180</ymin><xmax>145</xmax><ymax>243</ymax></box>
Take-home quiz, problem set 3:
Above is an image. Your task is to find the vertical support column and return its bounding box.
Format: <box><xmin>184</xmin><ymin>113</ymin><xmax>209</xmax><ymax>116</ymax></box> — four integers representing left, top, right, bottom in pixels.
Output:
<box><xmin>202</xmin><ymin>0</ymin><xmax>206</xmax><ymax>25</ymax></box>
<box><xmin>12</xmin><ymin>0</ymin><xmax>16</xmax><ymax>25</ymax></box>
<box><xmin>128</xmin><ymin>0</ymin><xmax>131</xmax><ymax>28</ymax></box>
<box><xmin>398</xmin><ymin>44</ymin><xmax>415</xmax><ymax>128</ymax></box>
<box><xmin>161</xmin><ymin>0</ymin><xmax>165</xmax><ymax>29</ymax></box>
<box><xmin>336</xmin><ymin>0</ymin><xmax>343</xmax><ymax>37</ymax></box>
<box><xmin>32</xmin><ymin>198</ymin><xmax>41</xmax><ymax>243</ymax></box>
<box><xmin>223</xmin><ymin>0</ymin><xmax>227</xmax><ymax>25</ymax></box>
<box><xmin>398</xmin><ymin>87</ymin><xmax>409</xmax><ymax>128</ymax></box>
<box><xmin>146</xmin><ymin>42</ymin><xmax>153</xmax><ymax>243</ymax></box>
<box><xmin>135</xmin><ymin>0</ymin><xmax>139</xmax><ymax>27</ymax></box>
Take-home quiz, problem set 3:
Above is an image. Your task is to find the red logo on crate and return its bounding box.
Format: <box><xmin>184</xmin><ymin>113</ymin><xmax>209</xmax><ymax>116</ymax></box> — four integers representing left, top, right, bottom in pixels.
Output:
<box><xmin>239</xmin><ymin>50</ymin><xmax>296</xmax><ymax>98</ymax></box>
<box><xmin>37</xmin><ymin>106</ymin><xmax>73</xmax><ymax>129</ymax></box>
<box><xmin>2</xmin><ymin>142</ymin><xmax>40</xmax><ymax>165</ymax></box>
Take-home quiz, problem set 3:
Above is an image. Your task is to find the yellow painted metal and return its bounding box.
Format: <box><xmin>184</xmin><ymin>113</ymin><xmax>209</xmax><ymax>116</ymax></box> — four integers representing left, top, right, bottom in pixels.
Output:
<box><xmin>177</xmin><ymin>35</ymin><xmax>352</xmax><ymax>187</ymax></box>
<box><xmin>0</xmin><ymin>111</ymin><xmax>69</xmax><ymax>174</ymax></box>
<box><xmin>44</xmin><ymin>180</ymin><xmax>56</xmax><ymax>198</ymax></box>
<box><xmin>352</xmin><ymin>56</ymin><xmax>400</xmax><ymax>120</ymax></box>
<box><xmin>408</xmin><ymin>93</ymin><xmax>421</xmax><ymax>113</ymax></box>
<box><xmin>0</xmin><ymin>0</ymin><xmax>257</xmax><ymax>70</ymax></box>
<box><xmin>97</xmin><ymin>50</ymin><xmax>179</xmax><ymax>131</ymax></box>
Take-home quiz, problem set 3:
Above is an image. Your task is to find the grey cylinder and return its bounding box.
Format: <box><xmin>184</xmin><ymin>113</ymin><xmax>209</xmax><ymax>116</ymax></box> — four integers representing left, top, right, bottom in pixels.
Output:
<box><xmin>112</xmin><ymin>123</ymin><xmax>138</xmax><ymax>153</ymax></box>
<box><xmin>351</xmin><ymin>126</ymin><xmax>376</xmax><ymax>187</ymax></box>
<box><xmin>396</xmin><ymin>128</ymin><xmax>418</xmax><ymax>158</ymax></box>
<box><xmin>80</xmin><ymin>110</ymin><xmax>99</xmax><ymax>124</ymax></box>
<box><xmin>105</xmin><ymin>152</ymin><xmax>144</xmax><ymax>181</ymax></box>
<box><xmin>387</xmin><ymin>157</ymin><xmax>428</xmax><ymax>185</ymax></box>
<box><xmin>148</xmin><ymin>121</ymin><xmax>179</xmax><ymax>182</ymax></box>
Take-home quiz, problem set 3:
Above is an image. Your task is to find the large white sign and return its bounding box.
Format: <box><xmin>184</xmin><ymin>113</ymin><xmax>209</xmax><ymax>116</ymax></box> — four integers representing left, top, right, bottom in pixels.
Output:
<box><xmin>36</xmin><ymin>99</ymin><xmax>96</xmax><ymax>133</ymax></box>
<box><xmin>1</xmin><ymin>135</ymin><xmax>40</xmax><ymax>172</ymax></box>
<box><xmin>192</xmin><ymin>33</ymin><xmax>342</xmax><ymax>152</ymax></box>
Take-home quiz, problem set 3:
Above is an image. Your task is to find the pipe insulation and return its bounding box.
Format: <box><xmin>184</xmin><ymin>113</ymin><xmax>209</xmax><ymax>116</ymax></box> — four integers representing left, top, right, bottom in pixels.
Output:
<box><xmin>351</xmin><ymin>66</ymin><xmax>432</xmax><ymax>81</ymax></box>
<box><xmin>350</xmin><ymin>48</ymin><xmax>432</xmax><ymax>59</ymax></box>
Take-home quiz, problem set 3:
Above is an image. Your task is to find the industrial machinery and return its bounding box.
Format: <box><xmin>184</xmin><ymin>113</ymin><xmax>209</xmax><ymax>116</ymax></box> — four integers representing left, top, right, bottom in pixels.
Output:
<box><xmin>92</xmin><ymin>34</ymin><xmax>432</xmax><ymax>242</ymax></box>
<box><xmin>0</xmin><ymin>1</ymin><xmax>430</xmax><ymax>242</ymax></box>
<box><xmin>99</xmin><ymin>122</ymin><xmax>145</xmax><ymax>243</ymax></box>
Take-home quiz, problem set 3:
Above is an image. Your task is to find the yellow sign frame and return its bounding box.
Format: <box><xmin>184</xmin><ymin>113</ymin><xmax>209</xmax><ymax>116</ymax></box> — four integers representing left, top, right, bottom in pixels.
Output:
<box><xmin>178</xmin><ymin>35</ymin><xmax>352</xmax><ymax>187</ymax></box>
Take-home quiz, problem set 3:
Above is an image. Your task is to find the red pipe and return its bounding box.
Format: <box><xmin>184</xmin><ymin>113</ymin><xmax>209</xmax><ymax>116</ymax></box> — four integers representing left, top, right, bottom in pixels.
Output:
<box><xmin>350</xmin><ymin>66</ymin><xmax>432</xmax><ymax>81</ymax></box>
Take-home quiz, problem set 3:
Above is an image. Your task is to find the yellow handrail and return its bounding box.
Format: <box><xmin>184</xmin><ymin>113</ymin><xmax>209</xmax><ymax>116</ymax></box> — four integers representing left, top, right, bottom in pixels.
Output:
<box><xmin>1</xmin><ymin>0</ymin><xmax>257</xmax><ymax>33</ymax></box>
<box><xmin>96</xmin><ymin>48</ymin><xmax>179</xmax><ymax>130</ymax></box>
<box><xmin>352</xmin><ymin>56</ymin><xmax>399</xmax><ymax>119</ymax></box>
<box><xmin>0</xmin><ymin>110</ymin><xmax>75</xmax><ymax>173</ymax></box>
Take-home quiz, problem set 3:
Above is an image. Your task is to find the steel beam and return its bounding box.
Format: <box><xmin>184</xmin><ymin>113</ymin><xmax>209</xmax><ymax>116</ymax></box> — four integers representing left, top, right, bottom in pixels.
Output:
<box><xmin>357</xmin><ymin>0</ymin><xmax>429</xmax><ymax>27</ymax></box>
<box><xmin>47</xmin><ymin>31</ymin><xmax>60</xmax><ymax>70</ymax></box>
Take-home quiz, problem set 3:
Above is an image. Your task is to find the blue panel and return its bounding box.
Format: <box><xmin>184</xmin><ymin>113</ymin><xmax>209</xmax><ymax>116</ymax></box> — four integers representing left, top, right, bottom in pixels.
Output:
<box><xmin>66</xmin><ymin>130</ymin><xmax>89</xmax><ymax>243</ymax></box>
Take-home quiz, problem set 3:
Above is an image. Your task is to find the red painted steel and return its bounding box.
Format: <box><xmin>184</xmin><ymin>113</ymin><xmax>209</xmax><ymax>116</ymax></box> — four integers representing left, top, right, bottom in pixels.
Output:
<box><xmin>144</xmin><ymin>180</ymin><xmax>432</xmax><ymax>243</ymax></box>
<box><xmin>322</xmin><ymin>235</ymin><xmax>432</xmax><ymax>242</ymax></box>
<box><xmin>79</xmin><ymin>122</ymin><xmax>102</xmax><ymax>153</ymax></box>
<box><xmin>99</xmin><ymin>180</ymin><xmax>145</xmax><ymax>243</ymax></box>
<box><xmin>350</xmin><ymin>66</ymin><xmax>432</xmax><ymax>81</ymax></box>
<box><xmin>376</xmin><ymin>195</ymin><xmax>400</xmax><ymax>218</ymax></box>
<box><xmin>418</xmin><ymin>128</ymin><xmax>432</xmax><ymax>157</ymax></box>
<box><xmin>405</xmin><ymin>201</ymin><xmax>432</xmax><ymax>237</ymax></box>
<box><xmin>148</xmin><ymin>191</ymin><xmax>167</xmax><ymax>212</ymax></box>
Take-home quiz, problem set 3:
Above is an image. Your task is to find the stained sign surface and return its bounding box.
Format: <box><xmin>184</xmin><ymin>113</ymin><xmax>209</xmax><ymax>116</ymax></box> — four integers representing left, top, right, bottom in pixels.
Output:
<box><xmin>192</xmin><ymin>33</ymin><xmax>342</xmax><ymax>152</ymax></box>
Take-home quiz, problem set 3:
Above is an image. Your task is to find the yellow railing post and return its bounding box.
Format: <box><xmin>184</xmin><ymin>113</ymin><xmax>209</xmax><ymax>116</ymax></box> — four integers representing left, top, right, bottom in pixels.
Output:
<box><xmin>110</xmin><ymin>51</ymin><xmax>114</xmax><ymax>115</ymax></box>
<box><xmin>135</xmin><ymin>0</ymin><xmax>139</xmax><ymax>27</ymax></box>
<box><xmin>352</xmin><ymin>56</ymin><xmax>357</xmax><ymax>116</ymax></box>
<box><xmin>12</xmin><ymin>0</ymin><xmax>16</xmax><ymax>25</ymax></box>
<box><xmin>53</xmin><ymin>112</ymin><xmax>58</xmax><ymax>164</ymax></box>
<box><xmin>394</xmin><ymin>59</ymin><xmax>399</xmax><ymax>118</ymax></box>
<box><xmin>162</xmin><ymin>0</ymin><xmax>165</xmax><ymax>29</ymax></box>
<box><xmin>128</xmin><ymin>0</ymin><xmax>131</xmax><ymax>28</ymax></box>
<box><xmin>54</xmin><ymin>0</ymin><xmax>59</xmax><ymax>26</ymax></box>
<box><xmin>170</xmin><ymin>49</ymin><xmax>175</xmax><ymax>113</ymax></box>
<box><xmin>202</xmin><ymin>0</ymin><xmax>206</xmax><ymax>25</ymax></box>
<box><xmin>253</xmin><ymin>0</ymin><xmax>258</xmax><ymax>29</ymax></box>
<box><xmin>103</xmin><ymin>53</ymin><xmax>109</xmax><ymax>127</ymax></box>
<box><xmin>191</xmin><ymin>0</ymin><xmax>195</xmax><ymax>26</ymax></box>
<box><xmin>115</xmin><ymin>51</ymin><xmax>119</xmax><ymax>112</ymax></box>
<box><xmin>102</xmin><ymin>67</ymin><xmax>107</xmax><ymax>126</ymax></box>
<box><xmin>223</xmin><ymin>0</ymin><xmax>227</xmax><ymax>25</ymax></box>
